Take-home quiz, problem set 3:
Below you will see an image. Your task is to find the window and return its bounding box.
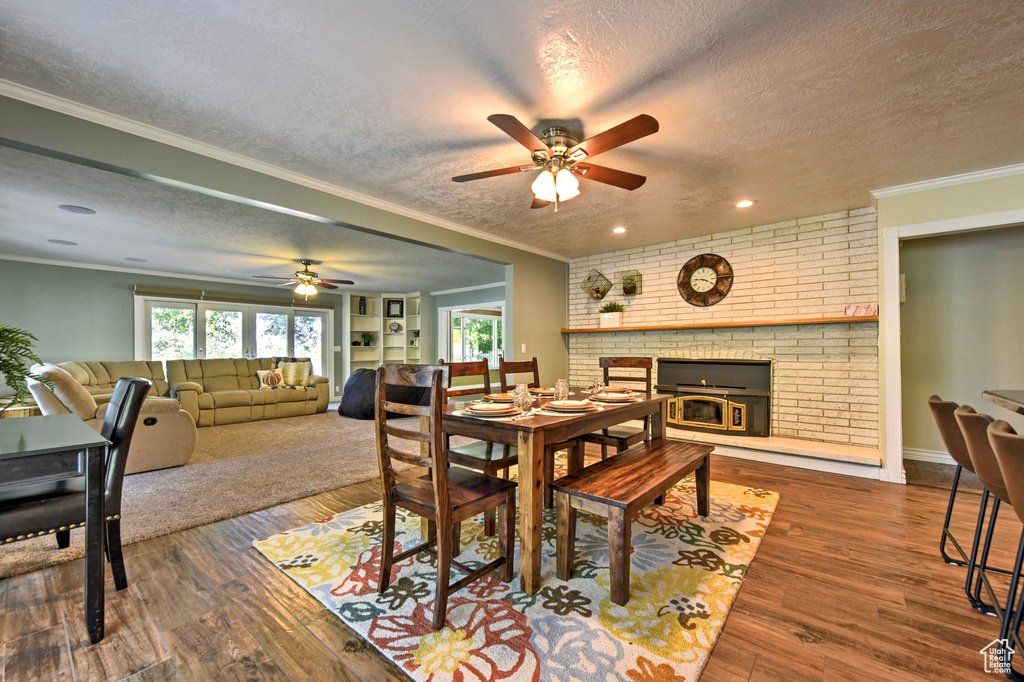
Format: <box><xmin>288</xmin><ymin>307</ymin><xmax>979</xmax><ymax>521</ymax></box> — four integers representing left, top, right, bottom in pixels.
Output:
<box><xmin>140</xmin><ymin>298</ymin><xmax>330</xmax><ymax>376</ymax></box>
<box><xmin>446</xmin><ymin>308</ymin><xmax>503</xmax><ymax>368</ymax></box>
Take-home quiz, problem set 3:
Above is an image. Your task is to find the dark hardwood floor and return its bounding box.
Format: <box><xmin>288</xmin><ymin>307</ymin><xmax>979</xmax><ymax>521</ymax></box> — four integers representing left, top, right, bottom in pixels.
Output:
<box><xmin>1</xmin><ymin>448</ymin><xmax>1018</xmax><ymax>681</ymax></box>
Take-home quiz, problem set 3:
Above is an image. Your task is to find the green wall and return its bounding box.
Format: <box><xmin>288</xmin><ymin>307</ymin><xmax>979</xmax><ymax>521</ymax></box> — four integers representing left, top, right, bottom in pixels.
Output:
<box><xmin>900</xmin><ymin>225</ymin><xmax>1024</xmax><ymax>451</ymax></box>
<box><xmin>877</xmin><ymin>172</ymin><xmax>1024</xmax><ymax>469</ymax></box>
<box><xmin>0</xmin><ymin>259</ymin><xmax>347</xmax><ymax>393</ymax></box>
<box><xmin>0</xmin><ymin>96</ymin><xmax>569</xmax><ymax>386</ymax></box>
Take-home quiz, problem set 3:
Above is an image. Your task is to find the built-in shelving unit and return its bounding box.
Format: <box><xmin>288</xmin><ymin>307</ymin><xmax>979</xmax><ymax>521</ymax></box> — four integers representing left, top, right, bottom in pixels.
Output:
<box><xmin>561</xmin><ymin>315</ymin><xmax>878</xmax><ymax>335</ymax></box>
<box><xmin>342</xmin><ymin>292</ymin><xmax>423</xmax><ymax>389</ymax></box>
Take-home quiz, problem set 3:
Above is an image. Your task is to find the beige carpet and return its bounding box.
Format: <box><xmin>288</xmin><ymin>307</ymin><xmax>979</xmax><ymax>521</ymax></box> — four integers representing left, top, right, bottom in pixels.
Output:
<box><xmin>0</xmin><ymin>410</ymin><xmax>451</xmax><ymax>579</ymax></box>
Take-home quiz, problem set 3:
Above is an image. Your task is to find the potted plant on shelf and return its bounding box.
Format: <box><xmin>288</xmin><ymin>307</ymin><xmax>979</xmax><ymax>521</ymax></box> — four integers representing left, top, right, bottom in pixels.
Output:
<box><xmin>598</xmin><ymin>301</ymin><xmax>625</xmax><ymax>329</ymax></box>
<box><xmin>360</xmin><ymin>331</ymin><xmax>376</xmax><ymax>346</ymax></box>
<box><xmin>410</xmin><ymin>330</ymin><xmax>420</xmax><ymax>347</ymax></box>
<box><xmin>0</xmin><ymin>324</ymin><xmax>50</xmax><ymax>408</ymax></box>
<box><xmin>622</xmin><ymin>274</ymin><xmax>639</xmax><ymax>296</ymax></box>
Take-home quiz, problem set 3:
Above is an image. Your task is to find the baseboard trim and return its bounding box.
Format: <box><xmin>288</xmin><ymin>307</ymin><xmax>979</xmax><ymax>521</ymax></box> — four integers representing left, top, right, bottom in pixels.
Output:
<box><xmin>903</xmin><ymin>448</ymin><xmax>956</xmax><ymax>465</ymax></box>
<box><xmin>670</xmin><ymin>436</ymin><xmax>889</xmax><ymax>481</ymax></box>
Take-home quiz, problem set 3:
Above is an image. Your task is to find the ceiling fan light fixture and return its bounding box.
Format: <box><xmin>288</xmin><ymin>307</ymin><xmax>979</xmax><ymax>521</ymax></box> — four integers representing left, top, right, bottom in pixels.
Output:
<box><xmin>294</xmin><ymin>282</ymin><xmax>318</xmax><ymax>296</ymax></box>
<box><xmin>531</xmin><ymin>170</ymin><xmax>557</xmax><ymax>202</ymax></box>
<box><xmin>555</xmin><ymin>168</ymin><xmax>580</xmax><ymax>200</ymax></box>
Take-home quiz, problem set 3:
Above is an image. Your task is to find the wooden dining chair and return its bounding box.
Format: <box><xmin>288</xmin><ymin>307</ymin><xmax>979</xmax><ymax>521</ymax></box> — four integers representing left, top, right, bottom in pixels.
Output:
<box><xmin>440</xmin><ymin>359</ymin><xmax>518</xmax><ymax>536</ymax></box>
<box><xmin>498</xmin><ymin>355</ymin><xmax>582</xmax><ymax>507</ymax></box>
<box><xmin>0</xmin><ymin>377</ymin><xmax>151</xmax><ymax>591</ymax></box>
<box><xmin>375</xmin><ymin>364</ymin><xmax>516</xmax><ymax>631</ymax></box>
<box><xmin>582</xmin><ymin>357</ymin><xmax>653</xmax><ymax>460</ymax></box>
<box><xmin>498</xmin><ymin>356</ymin><xmax>540</xmax><ymax>391</ymax></box>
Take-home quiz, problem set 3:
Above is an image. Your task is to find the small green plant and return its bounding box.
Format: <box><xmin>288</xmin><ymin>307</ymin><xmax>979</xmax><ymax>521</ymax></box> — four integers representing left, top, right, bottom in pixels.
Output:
<box><xmin>599</xmin><ymin>301</ymin><xmax>625</xmax><ymax>313</ymax></box>
<box><xmin>0</xmin><ymin>323</ymin><xmax>49</xmax><ymax>407</ymax></box>
<box><xmin>360</xmin><ymin>331</ymin><xmax>376</xmax><ymax>345</ymax></box>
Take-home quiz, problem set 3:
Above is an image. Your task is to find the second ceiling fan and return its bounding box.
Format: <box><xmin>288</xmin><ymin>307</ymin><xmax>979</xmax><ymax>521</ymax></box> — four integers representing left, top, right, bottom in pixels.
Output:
<box><xmin>452</xmin><ymin>113</ymin><xmax>659</xmax><ymax>210</ymax></box>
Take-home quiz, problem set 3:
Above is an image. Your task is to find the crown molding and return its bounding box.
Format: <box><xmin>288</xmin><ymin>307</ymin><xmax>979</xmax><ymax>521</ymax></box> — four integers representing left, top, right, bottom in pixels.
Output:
<box><xmin>871</xmin><ymin>162</ymin><xmax>1024</xmax><ymax>199</ymax></box>
<box><xmin>429</xmin><ymin>282</ymin><xmax>506</xmax><ymax>296</ymax></box>
<box><xmin>0</xmin><ymin>79</ymin><xmax>570</xmax><ymax>263</ymax></box>
<box><xmin>0</xmin><ymin>253</ymin><xmax>329</xmax><ymax>292</ymax></box>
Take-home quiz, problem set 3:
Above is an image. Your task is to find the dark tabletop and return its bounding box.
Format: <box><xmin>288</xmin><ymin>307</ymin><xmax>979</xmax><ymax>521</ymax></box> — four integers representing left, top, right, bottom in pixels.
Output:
<box><xmin>443</xmin><ymin>392</ymin><xmax>674</xmax><ymax>432</ymax></box>
<box><xmin>0</xmin><ymin>414</ymin><xmax>109</xmax><ymax>458</ymax></box>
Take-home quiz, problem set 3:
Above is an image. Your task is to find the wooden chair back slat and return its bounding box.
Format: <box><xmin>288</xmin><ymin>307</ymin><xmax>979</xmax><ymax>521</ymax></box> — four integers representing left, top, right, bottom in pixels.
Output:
<box><xmin>499</xmin><ymin>356</ymin><xmax>540</xmax><ymax>392</ymax></box>
<box><xmin>600</xmin><ymin>356</ymin><xmax>652</xmax><ymax>393</ymax></box>
<box><xmin>384</xmin><ymin>424</ymin><xmax>431</xmax><ymax>443</ymax></box>
<box><xmin>439</xmin><ymin>359</ymin><xmax>492</xmax><ymax>399</ymax></box>
<box><xmin>391</xmin><ymin>468</ymin><xmax>435</xmax><ymax>491</ymax></box>
<box><xmin>382</xmin><ymin>401</ymin><xmax>431</xmax><ymax>417</ymax></box>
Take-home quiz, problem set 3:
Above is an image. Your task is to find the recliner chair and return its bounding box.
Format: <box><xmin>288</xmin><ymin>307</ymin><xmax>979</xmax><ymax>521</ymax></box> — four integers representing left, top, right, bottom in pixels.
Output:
<box><xmin>28</xmin><ymin>364</ymin><xmax>196</xmax><ymax>475</ymax></box>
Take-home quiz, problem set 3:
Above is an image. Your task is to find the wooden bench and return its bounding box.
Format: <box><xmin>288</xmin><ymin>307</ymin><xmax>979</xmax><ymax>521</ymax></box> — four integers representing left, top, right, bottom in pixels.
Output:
<box><xmin>553</xmin><ymin>439</ymin><xmax>713</xmax><ymax>605</ymax></box>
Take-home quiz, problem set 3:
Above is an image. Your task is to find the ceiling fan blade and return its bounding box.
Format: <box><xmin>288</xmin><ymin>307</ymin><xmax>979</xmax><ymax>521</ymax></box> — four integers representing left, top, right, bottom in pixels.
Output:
<box><xmin>317</xmin><ymin>278</ymin><xmax>355</xmax><ymax>285</ymax></box>
<box><xmin>276</xmin><ymin>281</ymin><xmax>299</xmax><ymax>287</ymax></box>
<box><xmin>452</xmin><ymin>165</ymin><xmax>535</xmax><ymax>183</ymax></box>
<box><xmin>487</xmin><ymin>114</ymin><xmax>550</xmax><ymax>158</ymax></box>
<box><xmin>531</xmin><ymin>197</ymin><xmax>551</xmax><ymax>209</ymax></box>
<box><xmin>575</xmin><ymin>163</ymin><xmax>647</xmax><ymax>190</ymax></box>
<box><xmin>567</xmin><ymin>114</ymin><xmax>659</xmax><ymax>159</ymax></box>
<box><xmin>252</xmin><ymin>275</ymin><xmax>295</xmax><ymax>280</ymax></box>
<box><xmin>315</xmin><ymin>282</ymin><xmax>339</xmax><ymax>290</ymax></box>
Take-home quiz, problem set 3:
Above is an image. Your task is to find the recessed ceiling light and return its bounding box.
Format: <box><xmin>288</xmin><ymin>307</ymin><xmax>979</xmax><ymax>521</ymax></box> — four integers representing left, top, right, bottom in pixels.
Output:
<box><xmin>736</xmin><ymin>200</ymin><xmax>756</xmax><ymax>208</ymax></box>
<box><xmin>215</xmin><ymin>268</ymin><xmax>233</xmax><ymax>274</ymax></box>
<box><xmin>47</xmin><ymin>239</ymin><xmax>78</xmax><ymax>246</ymax></box>
<box><xmin>124</xmin><ymin>257</ymin><xmax>148</xmax><ymax>263</ymax></box>
<box><xmin>58</xmin><ymin>204</ymin><xmax>96</xmax><ymax>215</ymax></box>
<box><xmin>613</xmin><ymin>227</ymin><xmax>627</xmax><ymax>234</ymax></box>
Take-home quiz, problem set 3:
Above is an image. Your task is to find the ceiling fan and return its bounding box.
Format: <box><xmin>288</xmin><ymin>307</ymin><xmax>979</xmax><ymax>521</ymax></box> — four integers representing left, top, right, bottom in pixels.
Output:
<box><xmin>452</xmin><ymin>113</ymin><xmax>659</xmax><ymax>211</ymax></box>
<box><xmin>252</xmin><ymin>259</ymin><xmax>354</xmax><ymax>298</ymax></box>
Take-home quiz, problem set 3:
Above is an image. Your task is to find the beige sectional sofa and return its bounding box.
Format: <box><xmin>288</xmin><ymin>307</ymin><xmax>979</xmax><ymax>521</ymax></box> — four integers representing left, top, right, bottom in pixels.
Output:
<box><xmin>166</xmin><ymin>357</ymin><xmax>329</xmax><ymax>427</ymax></box>
<box><xmin>28</xmin><ymin>363</ymin><xmax>197</xmax><ymax>475</ymax></box>
<box><xmin>51</xmin><ymin>360</ymin><xmax>169</xmax><ymax>403</ymax></box>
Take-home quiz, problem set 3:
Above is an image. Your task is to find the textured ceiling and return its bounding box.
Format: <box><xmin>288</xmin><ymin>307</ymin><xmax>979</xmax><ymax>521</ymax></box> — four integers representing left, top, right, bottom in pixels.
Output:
<box><xmin>0</xmin><ymin>146</ymin><xmax>506</xmax><ymax>292</ymax></box>
<box><xmin>0</xmin><ymin>0</ymin><xmax>1022</xmax><ymax>259</ymax></box>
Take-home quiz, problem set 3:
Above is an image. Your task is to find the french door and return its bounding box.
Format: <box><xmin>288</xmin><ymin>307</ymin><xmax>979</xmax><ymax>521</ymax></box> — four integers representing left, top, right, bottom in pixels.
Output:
<box><xmin>143</xmin><ymin>299</ymin><xmax>329</xmax><ymax>376</ymax></box>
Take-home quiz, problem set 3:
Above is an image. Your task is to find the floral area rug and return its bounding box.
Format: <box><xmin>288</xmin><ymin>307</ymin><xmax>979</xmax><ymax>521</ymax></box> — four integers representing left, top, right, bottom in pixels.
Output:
<box><xmin>253</xmin><ymin>470</ymin><xmax>778</xmax><ymax>681</ymax></box>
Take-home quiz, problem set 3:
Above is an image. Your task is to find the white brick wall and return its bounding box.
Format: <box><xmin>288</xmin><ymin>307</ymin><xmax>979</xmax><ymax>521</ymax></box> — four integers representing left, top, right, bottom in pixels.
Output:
<box><xmin>568</xmin><ymin>208</ymin><xmax>879</xmax><ymax>448</ymax></box>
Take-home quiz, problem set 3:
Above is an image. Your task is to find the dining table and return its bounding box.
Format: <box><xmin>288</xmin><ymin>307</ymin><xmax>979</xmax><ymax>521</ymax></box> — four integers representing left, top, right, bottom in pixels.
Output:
<box><xmin>0</xmin><ymin>414</ymin><xmax>110</xmax><ymax>644</ymax></box>
<box><xmin>441</xmin><ymin>390</ymin><xmax>675</xmax><ymax>595</ymax></box>
<box><xmin>983</xmin><ymin>390</ymin><xmax>1024</xmax><ymax>416</ymax></box>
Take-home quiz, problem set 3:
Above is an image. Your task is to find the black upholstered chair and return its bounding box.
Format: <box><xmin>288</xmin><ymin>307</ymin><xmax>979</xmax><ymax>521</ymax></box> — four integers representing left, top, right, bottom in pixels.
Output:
<box><xmin>0</xmin><ymin>376</ymin><xmax>151</xmax><ymax>590</ymax></box>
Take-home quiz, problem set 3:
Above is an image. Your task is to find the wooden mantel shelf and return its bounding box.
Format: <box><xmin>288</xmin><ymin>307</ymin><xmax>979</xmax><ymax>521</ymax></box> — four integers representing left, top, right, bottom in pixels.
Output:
<box><xmin>561</xmin><ymin>315</ymin><xmax>878</xmax><ymax>334</ymax></box>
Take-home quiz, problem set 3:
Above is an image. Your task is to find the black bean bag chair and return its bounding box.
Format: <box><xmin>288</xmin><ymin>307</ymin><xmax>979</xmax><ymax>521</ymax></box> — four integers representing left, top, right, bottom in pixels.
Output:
<box><xmin>337</xmin><ymin>368</ymin><xmax>430</xmax><ymax>420</ymax></box>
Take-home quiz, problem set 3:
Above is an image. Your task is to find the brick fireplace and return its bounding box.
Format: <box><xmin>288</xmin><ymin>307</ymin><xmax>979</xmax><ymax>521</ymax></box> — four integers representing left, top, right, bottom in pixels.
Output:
<box><xmin>566</xmin><ymin>208</ymin><xmax>880</xmax><ymax>451</ymax></box>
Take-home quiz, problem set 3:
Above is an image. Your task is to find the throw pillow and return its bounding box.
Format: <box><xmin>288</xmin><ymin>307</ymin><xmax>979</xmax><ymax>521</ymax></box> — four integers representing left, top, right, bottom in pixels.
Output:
<box><xmin>256</xmin><ymin>368</ymin><xmax>284</xmax><ymax>390</ymax></box>
<box><xmin>279</xmin><ymin>361</ymin><xmax>311</xmax><ymax>388</ymax></box>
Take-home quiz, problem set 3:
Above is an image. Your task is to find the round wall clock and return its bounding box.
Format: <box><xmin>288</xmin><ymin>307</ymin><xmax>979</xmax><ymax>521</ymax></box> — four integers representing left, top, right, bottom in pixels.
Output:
<box><xmin>677</xmin><ymin>253</ymin><xmax>734</xmax><ymax>307</ymax></box>
<box><xmin>389</xmin><ymin>321</ymin><xmax>402</xmax><ymax>332</ymax></box>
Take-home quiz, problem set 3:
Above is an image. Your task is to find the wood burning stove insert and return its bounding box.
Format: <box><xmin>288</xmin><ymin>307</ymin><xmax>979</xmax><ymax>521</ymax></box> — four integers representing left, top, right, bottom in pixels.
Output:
<box><xmin>657</xmin><ymin>358</ymin><xmax>771</xmax><ymax>437</ymax></box>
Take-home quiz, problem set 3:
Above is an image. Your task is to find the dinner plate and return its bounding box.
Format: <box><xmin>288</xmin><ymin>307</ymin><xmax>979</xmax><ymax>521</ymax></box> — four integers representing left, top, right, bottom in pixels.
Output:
<box><xmin>484</xmin><ymin>393</ymin><xmax>514</xmax><ymax>402</ymax></box>
<box><xmin>465</xmin><ymin>403</ymin><xmax>519</xmax><ymax>415</ymax></box>
<box><xmin>530</xmin><ymin>387</ymin><xmax>556</xmax><ymax>395</ymax></box>
<box><xmin>589</xmin><ymin>393</ymin><xmax>636</xmax><ymax>402</ymax></box>
<box><xmin>546</xmin><ymin>400</ymin><xmax>596</xmax><ymax>412</ymax></box>
<box><xmin>603</xmin><ymin>385</ymin><xmax>631</xmax><ymax>393</ymax></box>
